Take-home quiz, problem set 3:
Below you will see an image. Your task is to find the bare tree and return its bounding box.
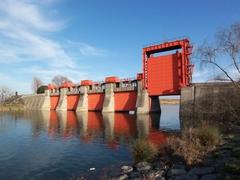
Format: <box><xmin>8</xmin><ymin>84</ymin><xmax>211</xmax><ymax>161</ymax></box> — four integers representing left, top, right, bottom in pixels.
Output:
<box><xmin>32</xmin><ymin>77</ymin><xmax>43</xmax><ymax>93</ymax></box>
<box><xmin>197</xmin><ymin>22</ymin><xmax>240</xmax><ymax>89</ymax></box>
<box><xmin>51</xmin><ymin>75</ymin><xmax>72</xmax><ymax>86</ymax></box>
<box><xmin>0</xmin><ymin>86</ymin><xmax>13</xmax><ymax>103</ymax></box>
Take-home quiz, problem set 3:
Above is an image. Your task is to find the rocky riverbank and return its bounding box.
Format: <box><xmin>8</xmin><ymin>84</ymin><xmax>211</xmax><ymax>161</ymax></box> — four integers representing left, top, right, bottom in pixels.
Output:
<box><xmin>110</xmin><ymin>126</ymin><xmax>240</xmax><ymax>180</ymax></box>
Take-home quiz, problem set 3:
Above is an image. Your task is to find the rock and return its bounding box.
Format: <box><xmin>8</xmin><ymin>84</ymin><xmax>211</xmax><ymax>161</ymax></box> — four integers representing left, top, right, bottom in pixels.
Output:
<box><xmin>188</xmin><ymin>167</ymin><xmax>215</xmax><ymax>176</ymax></box>
<box><xmin>221</xmin><ymin>144</ymin><xmax>234</xmax><ymax>150</ymax></box>
<box><xmin>232</xmin><ymin>147</ymin><xmax>240</xmax><ymax>158</ymax></box>
<box><xmin>167</xmin><ymin>168</ymin><xmax>187</xmax><ymax>177</ymax></box>
<box><xmin>186</xmin><ymin>173</ymin><xmax>199</xmax><ymax>180</ymax></box>
<box><xmin>232</xmin><ymin>147</ymin><xmax>240</xmax><ymax>152</ymax></box>
<box><xmin>168</xmin><ymin>173</ymin><xmax>199</xmax><ymax>180</ymax></box>
<box><xmin>129</xmin><ymin>171</ymin><xmax>141</xmax><ymax>179</ymax></box>
<box><xmin>172</xmin><ymin>164</ymin><xmax>186</xmax><ymax>170</ymax></box>
<box><xmin>121</xmin><ymin>165</ymin><xmax>133</xmax><ymax>174</ymax></box>
<box><xmin>153</xmin><ymin>161</ymin><xmax>166</xmax><ymax>170</ymax></box>
<box><xmin>146</xmin><ymin>169</ymin><xmax>165</xmax><ymax>178</ymax></box>
<box><xmin>117</xmin><ymin>174</ymin><xmax>128</xmax><ymax>180</ymax></box>
<box><xmin>135</xmin><ymin>162</ymin><xmax>151</xmax><ymax>172</ymax></box>
<box><xmin>200</xmin><ymin>174</ymin><xmax>218</xmax><ymax>180</ymax></box>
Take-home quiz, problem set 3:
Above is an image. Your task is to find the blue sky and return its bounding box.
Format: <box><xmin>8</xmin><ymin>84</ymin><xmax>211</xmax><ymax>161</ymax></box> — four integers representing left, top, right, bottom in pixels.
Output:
<box><xmin>0</xmin><ymin>0</ymin><xmax>239</xmax><ymax>93</ymax></box>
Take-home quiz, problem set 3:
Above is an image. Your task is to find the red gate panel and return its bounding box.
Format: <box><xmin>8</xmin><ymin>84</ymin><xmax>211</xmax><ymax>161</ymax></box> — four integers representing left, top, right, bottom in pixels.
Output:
<box><xmin>147</xmin><ymin>53</ymin><xmax>181</xmax><ymax>96</ymax></box>
<box><xmin>67</xmin><ymin>94</ymin><xmax>80</xmax><ymax>110</ymax></box>
<box><xmin>114</xmin><ymin>91</ymin><xmax>137</xmax><ymax>111</ymax></box>
<box><xmin>143</xmin><ymin>39</ymin><xmax>193</xmax><ymax>96</ymax></box>
<box><xmin>88</xmin><ymin>93</ymin><xmax>104</xmax><ymax>111</ymax></box>
<box><xmin>50</xmin><ymin>95</ymin><xmax>59</xmax><ymax>110</ymax></box>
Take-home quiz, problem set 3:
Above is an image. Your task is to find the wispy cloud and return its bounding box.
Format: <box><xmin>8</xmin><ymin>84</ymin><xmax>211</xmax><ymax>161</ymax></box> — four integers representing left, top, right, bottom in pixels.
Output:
<box><xmin>67</xmin><ymin>41</ymin><xmax>106</xmax><ymax>57</ymax></box>
<box><xmin>0</xmin><ymin>0</ymin><xmax>107</xmax><ymax>93</ymax></box>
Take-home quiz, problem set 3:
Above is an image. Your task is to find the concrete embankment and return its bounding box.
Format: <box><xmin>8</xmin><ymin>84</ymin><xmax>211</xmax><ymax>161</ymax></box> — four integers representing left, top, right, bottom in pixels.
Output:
<box><xmin>180</xmin><ymin>82</ymin><xmax>240</xmax><ymax>129</ymax></box>
<box><xmin>22</xmin><ymin>91</ymin><xmax>50</xmax><ymax>110</ymax></box>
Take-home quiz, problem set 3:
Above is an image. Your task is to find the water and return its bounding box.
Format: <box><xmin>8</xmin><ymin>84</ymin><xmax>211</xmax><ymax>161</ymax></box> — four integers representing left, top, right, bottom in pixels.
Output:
<box><xmin>0</xmin><ymin>105</ymin><xmax>179</xmax><ymax>179</ymax></box>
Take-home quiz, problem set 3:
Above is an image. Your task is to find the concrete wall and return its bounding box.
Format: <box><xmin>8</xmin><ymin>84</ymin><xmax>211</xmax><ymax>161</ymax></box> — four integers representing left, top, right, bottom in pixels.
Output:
<box><xmin>22</xmin><ymin>94</ymin><xmax>45</xmax><ymax>110</ymax></box>
<box><xmin>22</xmin><ymin>90</ymin><xmax>50</xmax><ymax>110</ymax></box>
<box><xmin>180</xmin><ymin>83</ymin><xmax>240</xmax><ymax>129</ymax></box>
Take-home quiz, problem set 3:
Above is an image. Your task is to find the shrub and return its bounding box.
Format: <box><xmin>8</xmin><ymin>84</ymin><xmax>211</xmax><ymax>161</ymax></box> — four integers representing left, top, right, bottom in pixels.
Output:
<box><xmin>195</xmin><ymin>126</ymin><xmax>221</xmax><ymax>147</ymax></box>
<box><xmin>167</xmin><ymin>126</ymin><xmax>222</xmax><ymax>165</ymax></box>
<box><xmin>37</xmin><ymin>85</ymin><xmax>48</xmax><ymax>94</ymax></box>
<box><xmin>132</xmin><ymin>139</ymin><xmax>158</xmax><ymax>163</ymax></box>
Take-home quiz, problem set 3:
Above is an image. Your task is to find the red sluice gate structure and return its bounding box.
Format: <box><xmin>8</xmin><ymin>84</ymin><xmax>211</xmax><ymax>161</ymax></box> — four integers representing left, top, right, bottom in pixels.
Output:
<box><xmin>39</xmin><ymin>38</ymin><xmax>193</xmax><ymax>112</ymax></box>
<box><xmin>143</xmin><ymin>39</ymin><xmax>193</xmax><ymax>96</ymax></box>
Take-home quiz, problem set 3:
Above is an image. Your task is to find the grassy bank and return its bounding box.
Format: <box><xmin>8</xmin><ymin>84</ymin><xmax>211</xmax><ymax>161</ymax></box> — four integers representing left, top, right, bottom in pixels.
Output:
<box><xmin>131</xmin><ymin>126</ymin><xmax>222</xmax><ymax>166</ymax></box>
<box><xmin>0</xmin><ymin>104</ymin><xmax>24</xmax><ymax>111</ymax></box>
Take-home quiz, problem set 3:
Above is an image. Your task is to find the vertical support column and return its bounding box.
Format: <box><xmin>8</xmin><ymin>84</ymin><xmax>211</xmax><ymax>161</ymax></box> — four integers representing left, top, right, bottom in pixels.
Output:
<box><xmin>41</xmin><ymin>89</ymin><xmax>51</xmax><ymax>110</ymax></box>
<box><xmin>102</xmin><ymin>77</ymin><xmax>119</xmax><ymax>113</ymax></box>
<box><xmin>76</xmin><ymin>86</ymin><xmax>89</xmax><ymax>112</ymax></box>
<box><xmin>102</xmin><ymin>83</ymin><xmax>115</xmax><ymax>113</ymax></box>
<box><xmin>136</xmin><ymin>75</ymin><xmax>150</xmax><ymax>114</ymax></box>
<box><xmin>56</xmin><ymin>88</ymin><xmax>68</xmax><ymax>111</ymax></box>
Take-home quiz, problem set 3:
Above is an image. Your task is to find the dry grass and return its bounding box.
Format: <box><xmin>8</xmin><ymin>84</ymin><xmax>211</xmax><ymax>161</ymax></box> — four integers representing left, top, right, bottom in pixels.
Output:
<box><xmin>132</xmin><ymin>139</ymin><xmax>159</xmax><ymax>163</ymax></box>
<box><xmin>166</xmin><ymin>126</ymin><xmax>222</xmax><ymax>165</ymax></box>
<box><xmin>0</xmin><ymin>104</ymin><xmax>24</xmax><ymax>111</ymax></box>
<box><xmin>160</xmin><ymin>99</ymin><xmax>180</xmax><ymax>105</ymax></box>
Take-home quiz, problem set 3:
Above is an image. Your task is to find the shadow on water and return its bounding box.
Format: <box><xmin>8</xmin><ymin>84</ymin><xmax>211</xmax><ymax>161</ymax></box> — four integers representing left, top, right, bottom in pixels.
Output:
<box><xmin>0</xmin><ymin>105</ymin><xmax>180</xmax><ymax>179</ymax></box>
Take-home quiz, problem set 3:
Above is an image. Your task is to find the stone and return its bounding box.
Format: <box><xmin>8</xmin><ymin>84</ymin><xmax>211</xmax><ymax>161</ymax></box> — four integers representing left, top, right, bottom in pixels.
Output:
<box><xmin>172</xmin><ymin>164</ymin><xmax>186</xmax><ymax>170</ymax></box>
<box><xmin>200</xmin><ymin>174</ymin><xmax>218</xmax><ymax>180</ymax></box>
<box><xmin>121</xmin><ymin>165</ymin><xmax>133</xmax><ymax>174</ymax></box>
<box><xmin>153</xmin><ymin>161</ymin><xmax>166</xmax><ymax>170</ymax></box>
<box><xmin>232</xmin><ymin>147</ymin><xmax>240</xmax><ymax>152</ymax></box>
<box><xmin>232</xmin><ymin>147</ymin><xmax>240</xmax><ymax>158</ymax></box>
<box><xmin>221</xmin><ymin>144</ymin><xmax>234</xmax><ymax>150</ymax></box>
<box><xmin>117</xmin><ymin>174</ymin><xmax>128</xmax><ymax>180</ymax></box>
<box><xmin>135</xmin><ymin>162</ymin><xmax>151</xmax><ymax>172</ymax></box>
<box><xmin>167</xmin><ymin>168</ymin><xmax>187</xmax><ymax>177</ymax></box>
<box><xmin>146</xmin><ymin>170</ymin><xmax>165</xmax><ymax>178</ymax></box>
<box><xmin>168</xmin><ymin>173</ymin><xmax>199</xmax><ymax>180</ymax></box>
<box><xmin>129</xmin><ymin>171</ymin><xmax>142</xmax><ymax>179</ymax></box>
<box><xmin>188</xmin><ymin>167</ymin><xmax>215</xmax><ymax>176</ymax></box>
<box><xmin>186</xmin><ymin>173</ymin><xmax>199</xmax><ymax>180</ymax></box>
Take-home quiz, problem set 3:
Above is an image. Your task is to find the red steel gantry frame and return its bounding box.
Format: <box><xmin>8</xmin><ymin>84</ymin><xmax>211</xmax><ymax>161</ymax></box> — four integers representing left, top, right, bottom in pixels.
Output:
<box><xmin>142</xmin><ymin>38</ymin><xmax>193</xmax><ymax>96</ymax></box>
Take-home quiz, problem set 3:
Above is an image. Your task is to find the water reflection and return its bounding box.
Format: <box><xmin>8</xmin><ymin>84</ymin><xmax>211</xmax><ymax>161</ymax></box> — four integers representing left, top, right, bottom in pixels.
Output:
<box><xmin>0</xmin><ymin>107</ymin><xmax>179</xmax><ymax>179</ymax></box>
<box><xmin>36</xmin><ymin>111</ymin><xmax>168</xmax><ymax>147</ymax></box>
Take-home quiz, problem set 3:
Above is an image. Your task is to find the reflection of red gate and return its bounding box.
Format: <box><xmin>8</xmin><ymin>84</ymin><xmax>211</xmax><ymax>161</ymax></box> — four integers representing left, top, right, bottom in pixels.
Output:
<box><xmin>143</xmin><ymin>39</ymin><xmax>193</xmax><ymax>96</ymax></box>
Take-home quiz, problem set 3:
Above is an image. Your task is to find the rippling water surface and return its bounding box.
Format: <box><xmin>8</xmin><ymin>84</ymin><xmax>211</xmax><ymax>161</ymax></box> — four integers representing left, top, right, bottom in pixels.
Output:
<box><xmin>0</xmin><ymin>105</ymin><xmax>179</xmax><ymax>179</ymax></box>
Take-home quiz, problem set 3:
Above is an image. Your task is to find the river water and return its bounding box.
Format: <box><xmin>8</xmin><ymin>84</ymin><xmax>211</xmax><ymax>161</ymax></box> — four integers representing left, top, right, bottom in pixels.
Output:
<box><xmin>0</xmin><ymin>105</ymin><xmax>179</xmax><ymax>179</ymax></box>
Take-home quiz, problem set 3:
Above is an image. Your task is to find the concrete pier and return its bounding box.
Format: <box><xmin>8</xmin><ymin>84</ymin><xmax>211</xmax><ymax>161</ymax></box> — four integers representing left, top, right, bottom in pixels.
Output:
<box><xmin>102</xmin><ymin>80</ymin><xmax>116</xmax><ymax>113</ymax></box>
<box><xmin>76</xmin><ymin>86</ymin><xmax>88</xmax><ymax>112</ymax></box>
<box><xmin>56</xmin><ymin>88</ymin><xmax>68</xmax><ymax>111</ymax></box>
